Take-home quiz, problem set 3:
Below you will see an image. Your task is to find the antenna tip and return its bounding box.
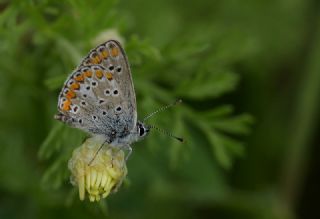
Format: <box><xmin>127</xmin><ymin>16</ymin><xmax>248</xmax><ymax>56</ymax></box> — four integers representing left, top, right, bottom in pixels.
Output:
<box><xmin>176</xmin><ymin>137</ymin><xmax>185</xmax><ymax>143</ymax></box>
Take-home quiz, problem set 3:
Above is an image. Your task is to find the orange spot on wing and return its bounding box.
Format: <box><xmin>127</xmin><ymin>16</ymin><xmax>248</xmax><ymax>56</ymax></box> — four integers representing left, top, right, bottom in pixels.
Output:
<box><xmin>62</xmin><ymin>100</ymin><xmax>71</xmax><ymax>111</ymax></box>
<box><xmin>101</xmin><ymin>50</ymin><xmax>109</xmax><ymax>59</ymax></box>
<box><xmin>91</xmin><ymin>58</ymin><xmax>98</xmax><ymax>64</ymax></box>
<box><xmin>75</xmin><ymin>74</ymin><xmax>84</xmax><ymax>82</ymax></box>
<box><xmin>111</xmin><ymin>47</ymin><xmax>119</xmax><ymax>57</ymax></box>
<box><xmin>95</xmin><ymin>70</ymin><xmax>103</xmax><ymax>79</ymax></box>
<box><xmin>70</xmin><ymin>83</ymin><xmax>80</xmax><ymax>90</ymax></box>
<box><xmin>91</xmin><ymin>53</ymin><xmax>101</xmax><ymax>64</ymax></box>
<box><xmin>95</xmin><ymin>56</ymin><xmax>101</xmax><ymax>63</ymax></box>
<box><xmin>66</xmin><ymin>90</ymin><xmax>76</xmax><ymax>99</ymax></box>
<box><xmin>106</xmin><ymin>72</ymin><xmax>113</xmax><ymax>80</ymax></box>
<box><xmin>84</xmin><ymin>70</ymin><xmax>92</xmax><ymax>78</ymax></box>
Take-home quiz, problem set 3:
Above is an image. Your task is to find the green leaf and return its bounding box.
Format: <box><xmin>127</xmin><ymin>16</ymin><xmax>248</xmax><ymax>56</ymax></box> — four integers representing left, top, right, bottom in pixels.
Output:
<box><xmin>38</xmin><ymin>122</ymin><xmax>64</xmax><ymax>160</ymax></box>
<box><xmin>209</xmin><ymin>114</ymin><xmax>254</xmax><ymax>135</ymax></box>
<box><xmin>41</xmin><ymin>156</ymin><xmax>69</xmax><ymax>189</ymax></box>
<box><xmin>44</xmin><ymin>74</ymin><xmax>66</xmax><ymax>90</ymax></box>
<box><xmin>176</xmin><ymin>69</ymin><xmax>239</xmax><ymax>99</ymax></box>
<box><xmin>202</xmin><ymin>105</ymin><xmax>234</xmax><ymax>119</ymax></box>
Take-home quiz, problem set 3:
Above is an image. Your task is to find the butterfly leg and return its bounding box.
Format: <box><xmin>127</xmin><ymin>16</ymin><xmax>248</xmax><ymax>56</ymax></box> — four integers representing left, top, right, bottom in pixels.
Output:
<box><xmin>121</xmin><ymin>144</ymin><xmax>132</xmax><ymax>161</ymax></box>
<box><xmin>111</xmin><ymin>146</ymin><xmax>130</xmax><ymax>193</ymax></box>
<box><xmin>88</xmin><ymin>139</ymin><xmax>108</xmax><ymax>166</ymax></box>
<box><xmin>111</xmin><ymin>171</ymin><xmax>126</xmax><ymax>193</ymax></box>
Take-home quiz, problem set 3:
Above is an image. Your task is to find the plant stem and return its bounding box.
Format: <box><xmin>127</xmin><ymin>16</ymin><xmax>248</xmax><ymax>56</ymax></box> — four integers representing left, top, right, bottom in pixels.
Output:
<box><xmin>281</xmin><ymin>9</ymin><xmax>320</xmax><ymax>210</ymax></box>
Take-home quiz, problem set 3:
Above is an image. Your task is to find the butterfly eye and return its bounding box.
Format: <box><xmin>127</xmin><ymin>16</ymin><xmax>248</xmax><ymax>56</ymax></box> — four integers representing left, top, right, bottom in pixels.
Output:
<box><xmin>139</xmin><ymin>127</ymin><xmax>145</xmax><ymax>136</ymax></box>
<box><xmin>78</xmin><ymin>119</ymin><xmax>83</xmax><ymax>124</ymax></box>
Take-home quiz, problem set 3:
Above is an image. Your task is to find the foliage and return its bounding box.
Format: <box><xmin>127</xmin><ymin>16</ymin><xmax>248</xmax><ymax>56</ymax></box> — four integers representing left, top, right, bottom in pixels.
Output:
<box><xmin>0</xmin><ymin>0</ymin><xmax>319</xmax><ymax>219</ymax></box>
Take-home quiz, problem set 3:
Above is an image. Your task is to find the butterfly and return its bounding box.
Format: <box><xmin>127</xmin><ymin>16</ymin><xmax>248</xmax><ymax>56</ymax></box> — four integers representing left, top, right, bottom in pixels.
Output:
<box><xmin>55</xmin><ymin>40</ymin><xmax>183</xmax><ymax>161</ymax></box>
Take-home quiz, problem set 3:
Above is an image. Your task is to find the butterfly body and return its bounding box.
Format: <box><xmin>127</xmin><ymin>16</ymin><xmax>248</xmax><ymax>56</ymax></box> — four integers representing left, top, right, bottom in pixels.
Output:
<box><xmin>55</xmin><ymin>40</ymin><xmax>149</xmax><ymax>148</ymax></box>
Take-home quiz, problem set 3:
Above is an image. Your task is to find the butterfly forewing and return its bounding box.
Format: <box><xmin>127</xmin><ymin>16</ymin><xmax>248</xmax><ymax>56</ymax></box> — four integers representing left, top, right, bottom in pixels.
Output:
<box><xmin>57</xmin><ymin>40</ymin><xmax>137</xmax><ymax>144</ymax></box>
<box><xmin>80</xmin><ymin>40</ymin><xmax>137</xmax><ymax>126</ymax></box>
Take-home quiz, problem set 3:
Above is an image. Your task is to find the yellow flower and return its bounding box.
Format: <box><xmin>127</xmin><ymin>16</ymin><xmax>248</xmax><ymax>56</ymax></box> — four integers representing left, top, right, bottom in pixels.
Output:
<box><xmin>68</xmin><ymin>136</ymin><xmax>127</xmax><ymax>202</ymax></box>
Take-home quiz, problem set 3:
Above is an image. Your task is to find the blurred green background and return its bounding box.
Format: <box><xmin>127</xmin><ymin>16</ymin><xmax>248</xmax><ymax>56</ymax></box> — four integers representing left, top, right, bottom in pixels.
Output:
<box><xmin>0</xmin><ymin>0</ymin><xmax>319</xmax><ymax>218</ymax></box>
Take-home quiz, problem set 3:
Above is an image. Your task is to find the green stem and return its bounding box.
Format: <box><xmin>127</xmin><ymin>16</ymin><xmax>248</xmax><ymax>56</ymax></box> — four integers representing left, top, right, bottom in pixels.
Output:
<box><xmin>281</xmin><ymin>10</ymin><xmax>320</xmax><ymax>209</ymax></box>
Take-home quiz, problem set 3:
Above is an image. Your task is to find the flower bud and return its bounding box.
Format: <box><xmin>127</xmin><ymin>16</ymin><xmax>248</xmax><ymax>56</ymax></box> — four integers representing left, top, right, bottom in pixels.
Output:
<box><xmin>68</xmin><ymin>136</ymin><xmax>127</xmax><ymax>202</ymax></box>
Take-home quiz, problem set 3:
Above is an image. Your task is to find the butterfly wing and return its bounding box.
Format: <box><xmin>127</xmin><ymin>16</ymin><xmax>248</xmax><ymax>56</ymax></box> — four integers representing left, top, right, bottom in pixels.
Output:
<box><xmin>79</xmin><ymin>40</ymin><xmax>137</xmax><ymax>126</ymax></box>
<box><xmin>56</xmin><ymin>40</ymin><xmax>137</xmax><ymax>144</ymax></box>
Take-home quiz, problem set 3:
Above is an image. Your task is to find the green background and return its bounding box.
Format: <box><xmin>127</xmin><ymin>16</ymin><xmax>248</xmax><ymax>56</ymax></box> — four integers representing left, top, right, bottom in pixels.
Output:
<box><xmin>0</xmin><ymin>0</ymin><xmax>319</xmax><ymax>218</ymax></box>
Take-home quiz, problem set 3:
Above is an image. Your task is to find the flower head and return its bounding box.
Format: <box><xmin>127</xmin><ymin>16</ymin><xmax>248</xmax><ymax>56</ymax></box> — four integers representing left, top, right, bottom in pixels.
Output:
<box><xmin>68</xmin><ymin>136</ymin><xmax>127</xmax><ymax>202</ymax></box>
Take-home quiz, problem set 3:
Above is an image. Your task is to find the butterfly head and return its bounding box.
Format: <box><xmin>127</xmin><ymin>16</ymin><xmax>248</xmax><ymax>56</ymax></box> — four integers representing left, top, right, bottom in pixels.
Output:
<box><xmin>136</xmin><ymin>121</ymin><xmax>150</xmax><ymax>139</ymax></box>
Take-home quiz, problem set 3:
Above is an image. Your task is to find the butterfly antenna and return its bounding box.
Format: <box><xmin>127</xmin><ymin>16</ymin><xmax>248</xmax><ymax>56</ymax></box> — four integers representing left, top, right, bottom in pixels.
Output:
<box><xmin>88</xmin><ymin>140</ymin><xmax>107</xmax><ymax>166</ymax></box>
<box><xmin>148</xmin><ymin>124</ymin><xmax>185</xmax><ymax>143</ymax></box>
<box><xmin>143</xmin><ymin>99</ymin><xmax>182</xmax><ymax>122</ymax></box>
